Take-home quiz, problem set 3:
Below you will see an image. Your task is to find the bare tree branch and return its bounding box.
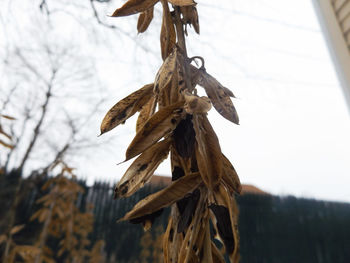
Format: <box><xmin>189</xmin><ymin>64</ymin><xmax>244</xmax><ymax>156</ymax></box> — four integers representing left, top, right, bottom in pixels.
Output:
<box><xmin>18</xmin><ymin>69</ymin><xmax>56</xmax><ymax>172</ymax></box>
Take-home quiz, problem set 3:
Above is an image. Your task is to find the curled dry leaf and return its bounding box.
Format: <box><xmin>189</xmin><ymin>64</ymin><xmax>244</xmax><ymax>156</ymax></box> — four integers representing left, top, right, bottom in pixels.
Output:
<box><xmin>197</xmin><ymin>68</ymin><xmax>239</xmax><ymax>124</ymax></box>
<box><xmin>137</xmin><ymin>7</ymin><xmax>154</xmax><ymax>33</ymax></box>
<box><xmin>160</xmin><ymin>0</ymin><xmax>176</xmax><ymax>60</ymax></box>
<box><xmin>213</xmin><ymin>185</ymin><xmax>240</xmax><ymax>262</ymax></box>
<box><xmin>115</xmin><ymin>138</ymin><xmax>171</xmax><ymax>199</ymax></box>
<box><xmin>178</xmin><ymin>190</ymin><xmax>206</xmax><ymax>263</ymax></box>
<box><xmin>111</xmin><ymin>0</ymin><xmax>158</xmax><ymax>17</ymax></box>
<box><xmin>136</xmin><ymin>96</ymin><xmax>157</xmax><ymax>132</ymax></box>
<box><xmin>180</xmin><ymin>6</ymin><xmax>200</xmax><ymax>34</ymax></box>
<box><xmin>120</xmin><ymin>172</ymin><xmax>201</xmax><ymax>221</ymax></box>
<box><xmin>193</xmin><ymin>114</ymin><xmax>223</xmax><ymax>191</ymax></box>
<box><xmin>222</xmin><ymin>154</ymin><xmax>242</xmax><ymax>195</ymax></box>
<box><xmin>168</xmin><ymin>0</ymin><xmax>195</xmax><ymax>6</ymax></box>
<box><xmin>209</xmin><ymin>204</ymin><xmax>235</xmax><ymax>255</ymax></box>
<box><xmin>155</xmin><ymin>48</ymin><xmax>178</xmax><ymax>94</ymax></box>
<box><xmin>100</xmin><ymin>83</ymin><xmax>153</xmax><ymax>135</ymax></box>
<box><xmin>125</xmin><ymin>101</ymin><xmax>185</xmax><ymax>160</ymax></box>
<box><xmin>183</xmin><ymin>91</ymin><xmax>212</xmax><ymax>114</ymax></box>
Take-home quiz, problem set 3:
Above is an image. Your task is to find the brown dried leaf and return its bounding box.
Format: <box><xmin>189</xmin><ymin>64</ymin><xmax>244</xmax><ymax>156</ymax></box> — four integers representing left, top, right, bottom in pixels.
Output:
<box><xmin>120</xmin><ymin>172</ymin><xmax>201</xmax><ymax>221</ymax></box>
<box><xmin>222</xmin><ymin>154</ymin><xmax>242</xmax><ymax>195</ymax></box>
<box><xmin>10</xmin><ymin>224</ymin><xmax>25</xmax><ymax>235</ymax></box>
<box><xmin>160</xmin><ymin>0</ymin><xmax>176</xmax><ymax>60</ymax></box>
<box><xmin>100</xmin><ymin>83</ymin><xmax>153</xmax><ymax>135</ymax></box>
<box><xmin>111</xmin><ymin>0</ymin><xmax>158</xmax><ymax>17</ymax></box>
<box><xmin>180</xmin><ymin>6</ymin><xmax>200</xmax><ymax>34</ymax></box>
<box><xmin>202</xmin><ymin>221</ymin><xmax>213</xmax><ymax>262</ymax></box>
<box><xmin>115</xmin><ymin>138</ymin><xmax>171</xmax><ymax>198</ymax></box>
<box><xmin>193</xmin><ymin>114</ymin><xmax>223</xmax><ymax>191</ymax></box>
<box><xmin>137</xmin><ymin>7</ymin><xmax>154</xmax><ymax>33</ymax></box>
<box><xmin>197</xmin><ymin>68</ymin><xmax>239</xmax><ymax>124</ymax></box>
<box><xmin>126</xmin><ymin>101</ymin><xmax>184</xmax><ymax>160</ymax></box>
<box><xmin>213</xmin><ymin>185</ymin><xmax>240</xmax><ymax>262</ymax></box>
<box><xmin>155</xmin><ymin>49</ymin><xmax>178</xmax><ymax>94</ymax></box>
<box><xmin>183</xmin><ymin>91</ymin><xmax>211</xmax><ymax>114</ymax></box>
<box><xmin>136</xmin><ymin>96</ymin><xmax>157</xmax><ymax>132</ymax></box>
<box><xmin>179</xmin><ymin>191</ymin><xmax>206</xmax><ymax>263</ymax></box>
<box><xmin>168</xmin><ymin>0</ymin><xmax>195</xmax><ymax>6</ymax></box>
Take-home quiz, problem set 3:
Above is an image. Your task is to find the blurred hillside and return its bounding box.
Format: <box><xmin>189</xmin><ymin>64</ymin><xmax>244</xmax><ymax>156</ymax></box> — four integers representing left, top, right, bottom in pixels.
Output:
<box><xmin>0</xmin><ymin>172</ymin><xmax>349</xmax><ymax>263</ymax></box>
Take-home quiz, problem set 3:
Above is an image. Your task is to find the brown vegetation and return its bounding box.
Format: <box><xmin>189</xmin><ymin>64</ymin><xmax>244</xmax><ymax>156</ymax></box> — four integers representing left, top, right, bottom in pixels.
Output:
<box><xmin>100</xmin><ymin>0</ymin><xmax>241</xmax><ymax>262</ymax></box>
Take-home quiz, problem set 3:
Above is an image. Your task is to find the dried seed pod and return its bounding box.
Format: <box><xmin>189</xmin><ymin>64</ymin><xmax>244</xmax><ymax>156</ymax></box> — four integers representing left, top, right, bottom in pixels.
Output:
<box><xmin>120</xmin><ymin>172</ymin><xmax>201</xmax><ymax>221</ymax></box>
<box><xmin>160</xmin><ymin>0</ymin><xmax>176</xmax><ymax>60</ymax></box>
<box><xmin>209</xmin><ymin>204</ymin><xmax>234</xmax><ymax>255</ymax></box>
<box><xmin>125</xmin><ymin>101</ymin><xmax>184</xmax><ymax>160</ymax></box>
<box><xmin>213</xmin><ymin>185</ymin><xmax>240</xmax><ymax>262</ymax></box>
<box><xmin>168</xmin><ymin>0</ymin><xmax>195</xmax><ymax>6</ymax></box>
<box><xmin>199</xmin><ymin>70</ymin><xmax>239</xmax><ymax>124</ymax></box>
<box><xmin>111</xmin><ymin>0</ymin><xmax>158</xmax><ymax>17</ymax></box>
<box><xmin>176</xmin><ymin>188</ymin><xmax>200</xmax><ymax>233</ymax></box>
<box><xmin>222</xmin><ymin>154</ymin><xmax>242</xmax><ymax>195</ymax></box>
<box><xmin>114</xmin><ymin>138</ymin><xmax>171</xmax><ymax>199</ymax></box>
<box><xmin>136</xmin><ymin>96</ymin><xmax>157</xmax><ymax>132</ymax></box>
<box><xmin>163</xmin><ymin>216</ymin><xmax>173</xmax><ymax>263</ymax></box>
<box><xmin>137</xmin><ymin>7</ymin><xmax>154</xmax><ymax>33</ymax></box>
<box><xmin>180</xmin><ymin>6</ymin><xmax>200</xmax><ymax>34</ymax></box>
<box><xmin>155</xmin><ymin>48</ymin><xmax>178</xmax><ymax>94</ymax></box>
<box><xmin>100</xmin><ymin>83</ymin><xmax>153</xmax><ymax>135</ymax></box>
<box><xmin>197</xmin><ymin>68</ymin><xmax>239</xmax><ymax>124</ymax></box>
<box><xmin>193</xmin><ymin>114</ymin><xmax>223</xmax><ymax>191</ymax></box>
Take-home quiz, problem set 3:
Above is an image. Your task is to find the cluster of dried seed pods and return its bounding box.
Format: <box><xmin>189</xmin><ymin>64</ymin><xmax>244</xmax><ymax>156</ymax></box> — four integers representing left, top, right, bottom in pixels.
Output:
<box><xmin>100</xmin><ymin>0</ymin><xmax>241</xmax><ymax>262</ymax></box>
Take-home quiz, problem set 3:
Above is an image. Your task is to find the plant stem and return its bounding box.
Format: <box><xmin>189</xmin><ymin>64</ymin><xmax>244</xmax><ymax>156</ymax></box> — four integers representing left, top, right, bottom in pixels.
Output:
<box><xmin>173</xmin><ymin>6</ymin><xmax>192</xmax><ymax>92</ymax></box>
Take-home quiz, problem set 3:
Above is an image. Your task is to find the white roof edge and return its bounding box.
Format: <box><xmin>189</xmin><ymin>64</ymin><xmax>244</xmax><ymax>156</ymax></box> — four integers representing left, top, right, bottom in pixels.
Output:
<box><xmin>312</xmin><ymin>0</ymin><xmax>350</xmax><ymax>113</ymax></box>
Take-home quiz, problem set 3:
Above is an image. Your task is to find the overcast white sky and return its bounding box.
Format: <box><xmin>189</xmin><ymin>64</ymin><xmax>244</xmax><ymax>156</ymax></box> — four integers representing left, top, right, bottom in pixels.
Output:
<box><xmin>3</xmin><ymin>0</ymin><xmax>350</xmax><ymax>203</ymax></box>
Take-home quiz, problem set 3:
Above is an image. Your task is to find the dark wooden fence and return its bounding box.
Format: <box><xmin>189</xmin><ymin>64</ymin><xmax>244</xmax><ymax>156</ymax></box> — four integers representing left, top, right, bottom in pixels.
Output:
<box><xmin>1</xmin><ymin>173</ymin><xmax>350</xmax><ymax>262</ymax></box>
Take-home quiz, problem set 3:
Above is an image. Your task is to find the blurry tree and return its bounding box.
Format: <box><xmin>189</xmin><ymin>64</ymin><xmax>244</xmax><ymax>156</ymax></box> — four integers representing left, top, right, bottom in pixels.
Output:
<box><xmin>0</xmin><ymin>115</ymin><xmax>15</xmax><ymax>154</ymax></box>
<box><xmin>139</xmin><ymin>225</ymin><xmax>164</xmax><ymax>263</ymax></box>
<box><xmin>139</xmin><ymin>231</ymin><xmax>152</xmax><ymax>263</ymax></box>
<box><xmin>29</xmin><ymin>162</ymin><xmax>105</xmax><ymax>263</ymax></box>
<box><xmin>0</xmin><ymin>34</ymin><xmax>107</xmax><ymax>261</ymax></box>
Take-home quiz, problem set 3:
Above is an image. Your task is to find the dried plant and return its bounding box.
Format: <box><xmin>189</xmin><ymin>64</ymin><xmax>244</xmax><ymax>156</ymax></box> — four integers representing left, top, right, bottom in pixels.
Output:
<box><xmin>100</xmin><ymin>0</ymin><xmax>242</xmax><ymax>262</ymax></box>
<box><xmin>30</xmin><ymin>162</ymin><xmax>105</xmax><ymax>263</ymax></box>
